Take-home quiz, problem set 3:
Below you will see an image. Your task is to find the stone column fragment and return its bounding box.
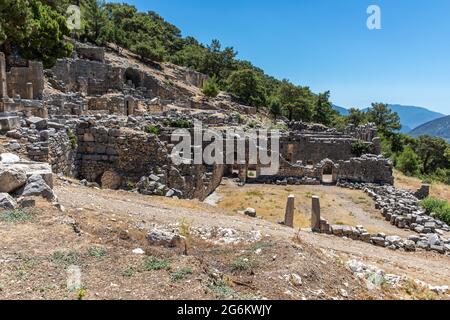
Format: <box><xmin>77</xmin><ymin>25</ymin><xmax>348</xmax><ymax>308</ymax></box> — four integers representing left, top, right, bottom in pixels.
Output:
<box><xmin>284</xmin><ymin>194</ymin><xmax>295</xmax><ymax>228</ymax></box>
<box><xmin>311</xmin><ymin>196</ymin><xmax>321</xmax><ymax>232</ymax></box>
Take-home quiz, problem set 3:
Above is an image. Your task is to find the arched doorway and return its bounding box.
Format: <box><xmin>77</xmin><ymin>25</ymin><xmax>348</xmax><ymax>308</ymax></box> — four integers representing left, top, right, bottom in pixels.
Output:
<box><xmin>124</xmin><ymin>68</ymin><xmax>141</xmax><ymax>88</ymax></box>
<box><xmin>320</xmin><ymin>160</ymin><xmax>336</xmax><ymax>184</ymax></box>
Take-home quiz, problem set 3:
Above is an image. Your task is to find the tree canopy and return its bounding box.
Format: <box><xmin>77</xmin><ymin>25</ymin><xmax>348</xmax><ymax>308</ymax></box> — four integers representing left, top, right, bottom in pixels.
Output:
<box><xmin>0</xmin><ymin>0</ymin><xmax>73</xmax><ymax>68</ymax></box>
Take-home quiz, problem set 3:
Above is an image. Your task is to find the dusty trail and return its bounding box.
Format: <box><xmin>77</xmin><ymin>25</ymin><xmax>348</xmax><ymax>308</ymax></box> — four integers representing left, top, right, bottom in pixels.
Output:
<box><xmin>56</xmin><ymin>183</ymin><xmax>450</xmax><ymax>286</ymax></box>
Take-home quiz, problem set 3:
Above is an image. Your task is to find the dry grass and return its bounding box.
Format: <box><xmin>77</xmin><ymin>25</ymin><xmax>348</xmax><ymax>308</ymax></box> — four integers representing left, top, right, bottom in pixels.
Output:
<box><xmin>215</xmin><ymin>182</ymin><xmax>388</xmax><ymax>233</ymax></box>
<box><xmin>394</xmin><ymin>170</ymin><xmax>450</xmax><ymax>201</ymax></box>
<box><xmin>0</xmin><ymin>203</ymin><xmax>372</xmax><ymax>300</ymax></box>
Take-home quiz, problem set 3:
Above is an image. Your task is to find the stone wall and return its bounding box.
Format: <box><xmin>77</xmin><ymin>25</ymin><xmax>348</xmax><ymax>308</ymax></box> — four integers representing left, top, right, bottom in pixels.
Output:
<box><xmin>73</xmin><ymin>120</ymin><xmax>222</xmax><ymax>200</ymax></box>
<box><xmin>280</xmin><ymin>134</ymin><xmax>358</xmax><ymax>165</ymax></box>
<box><xmin>50</xmin><ymin>58</ymin><xmax>124</xmax><ymax>95</ymax></box>
<box><xmin>0</xmin><ymin>52</ymin><xmax>44</xmax><ymax>100</ymax></box>
<box><xmin>76</xmin><ymin>45</ymin><xmax>105</xmax><ymax>63</ymax></box>
<box><xmin>337</xmin><ymin>155</ymin><xmax>394</xmax><ymax>184</ymax></box>
<box><xmin>6</xmin><ymin>61</ymin><xmax>44</xmax><ymax>99</ymax></box>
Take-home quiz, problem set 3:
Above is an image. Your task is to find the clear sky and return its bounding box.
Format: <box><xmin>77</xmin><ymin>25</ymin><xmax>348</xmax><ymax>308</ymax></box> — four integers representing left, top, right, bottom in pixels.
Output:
<box><xmin>110</xmin><ymin>0</ymin><xmax>450</xmax><ymax>114</ymax></box>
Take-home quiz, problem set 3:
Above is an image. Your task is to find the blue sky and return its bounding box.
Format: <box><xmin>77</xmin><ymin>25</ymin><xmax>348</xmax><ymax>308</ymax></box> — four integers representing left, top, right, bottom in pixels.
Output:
<box><xmin>110</xmin><ymin>0</ymin><xmax>450</xmax><ymax>114</ymax></box>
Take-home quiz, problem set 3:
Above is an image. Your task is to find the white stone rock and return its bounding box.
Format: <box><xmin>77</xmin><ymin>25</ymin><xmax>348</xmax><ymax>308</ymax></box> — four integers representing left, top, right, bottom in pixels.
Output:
<box><xmin>0</xmin><ymin>153</ymin><xmax>20</xmax><ymax>164</ymax></box>
<box><xmin>132</xmin><ymin>248</ymin><xmax>145</xmax><ymax>255</ymax></box>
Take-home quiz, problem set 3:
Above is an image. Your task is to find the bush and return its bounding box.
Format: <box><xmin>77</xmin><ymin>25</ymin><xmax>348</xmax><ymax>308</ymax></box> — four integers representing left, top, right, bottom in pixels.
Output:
<box><xmin>351</xmin><ymin>140</ymin><xmax>371</xmax><ymax>157</ymax></box>
<box><xmin>420</xmin><ymin>197</ymin><xmax>450</xmax><ymax>225</ymax></box>
<box><xmin>202</xmin><ymin>77</ymin><xmax>220</xmax><ymax>97</ymax></box>
<box><xmin>162</xmin><ymin>119</ymin><xmax>191</xmax><ymax>128</ymax></box>
<box><xmin>0</xmin><ymin>208</ymin><xmax>33</xmax><ymax>223</ymax></box>
<box><xmin>396</xmin><ymin>147</ymin><xmax>420</xmax><ymax>176</ymax></box>
<box><xmin>144</xmin><ymin>256</ymin><xmax>170</xmax><ymax>271</ymax></box>
<box><xmin>146</xmin><ymin>125</ymin><xmax>160</xmax><ymax>135</ymax></box>
<box><xmin>171</xmin><ymin>267</ymin><xmax>193</xmax><ymax>282</ymax></box>
<box><xmin>131</xmin><ymin>41</ymin><xmax>165</xmax><ymax>62</ymax></box>
<box><xmin>67</xmin><ymin>128</ymin><xmax>77</xmax><ymax>149</ymax></box>
<box><xmin>230</xmin><ymin>257</ymin><xmax>254</xmax><ymax>272</ymax></box>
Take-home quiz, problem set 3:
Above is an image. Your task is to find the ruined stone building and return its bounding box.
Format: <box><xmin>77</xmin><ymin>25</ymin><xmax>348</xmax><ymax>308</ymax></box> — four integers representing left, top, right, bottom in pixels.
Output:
<box><xmin>1</xmin><ymin>43</ymin><xmax>394</xmax><ymax>200</ymax></box>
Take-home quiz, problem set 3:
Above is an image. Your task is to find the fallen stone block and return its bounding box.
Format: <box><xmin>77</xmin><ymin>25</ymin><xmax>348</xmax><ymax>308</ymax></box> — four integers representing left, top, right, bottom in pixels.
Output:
<box><xmin>0</xmin><ymin>153</ymin><xmax>20</xmax><ymax>164</ymax></box>
<box><xmin>430</xmin><ymin>245</ymin><xmax>445</xmax><ymax>254</ymax></box>
<box><xmin>21</xmin><ymin>175</ymin><xmax>56</xmax><ymax>201</ymax></box>
<box><xmin>371</xmin><ymin>237</ymin><xmax>387</xmax><ymax>247</ymax></box>
<box><xmin>18</xmin><ymin>197</ymin><xmax>36</xmax><ymax>208</ymax></box>
<box><xmin>403</xmin><ymin>240</ymin><xmax>416</xmax><ymax>252</ymax></box>
<box><xmin>147</xmin><ymin>229</ymin><xmax>185</xmax><ymax>248</ymax></box>
<box><xmin>0</xmin><ymin>116</ymin><xmax>21</xmax><ymax>133</ymax></box>
<box><xmin>0</xmin><ymin>166</ymin><xmax>27</xmax><ymax>193</ymax></box>
<box><xmin>331</xmin><ymin>225</ymin><xmax>344</xmax><ymax>236</ymax></box>
<box><xmin>26</xmin><ymin>117</ymin><xmax>47</xmax><ymax>130</ymax></box>
<box><xmin>244</xmin><ymin>207</ymin><xmax>257</xmax><ymax>218</ymax></box>
<box><xmin>0</xmin><ymin>193</ymin><xmax>17</xmax><ymax>210</ymax></box>
<box><xmin>100</xmin><ymin>170</ymin><xmax>122</xmax><ymax>190</ymax></box>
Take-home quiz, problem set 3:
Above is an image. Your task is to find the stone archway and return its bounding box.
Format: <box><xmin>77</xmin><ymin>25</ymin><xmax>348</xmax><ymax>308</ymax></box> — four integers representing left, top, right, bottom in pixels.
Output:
<box><xmin>319</xmin><ymin>159</ymin><xmax>336</xmax><ymax>184</ymax></box>
<box><xmin>124</xmin><ymin>68</ymin><xmax>142</xmax><ymax>88</ymax></box>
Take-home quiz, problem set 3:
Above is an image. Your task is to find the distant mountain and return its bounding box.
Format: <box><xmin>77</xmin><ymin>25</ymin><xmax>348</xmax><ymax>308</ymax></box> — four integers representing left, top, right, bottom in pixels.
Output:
<box><xmin>359</xmin><ymin>104</ymin><xmax>446</xmax><ymax>133</ymax></box>
<box><xmin>387</xmin><ymin>105</ymin><xmax>446</xmax><ymax>133</ymax></box>
<box><xmin>332</xmin><ymin>103</ymin><xmax>446</xmax><ymax>134</ymax></box>
<box><xmin>332</xmin><ymin>105</ymin><xmax>349</xmax><ymax>116</ymax></box>
<box><xmin>409</xmin><ymin>116</ymin><xmax>450</xmax><ymax>142</ymax></box>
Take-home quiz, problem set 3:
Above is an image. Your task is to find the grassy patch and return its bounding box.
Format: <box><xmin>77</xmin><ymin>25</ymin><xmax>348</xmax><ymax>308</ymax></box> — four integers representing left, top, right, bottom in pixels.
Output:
<box><xmin>250</xmin><ymin>241</ymin><xmax>274</xmax><ymax>252</ymax></box>
<box><xmin>179</xmin><ymin>218</ymin><xmax>191</xmax><ymax>239</ymax></box>
<box><xmin>171</xmin><ymin>267</ymin><xmax>193</xmax><ymax>282</ymax></box>
<box><xmin>87</xmin><ymin>246</ymin><xmax>107</xmax><ymax>259</ymax></box>
<box><xmin>403</xmin><ymin>279</ymin><xmax>437</xmax><ymax>300</ymax></box>
<box><xmin>122</xmin><ymin>266</ymin><xmax>135</xmax><ymax>278</ymax></box>
<box><xmin>209</xmin><ymin>281</ymin><xmax>236</xmax><ymax>297</ymax></box>
<box><xmin>230</xmin><ymin>257</ymin><xmax>254</xmax><ymax>272</ymax></box>
<box><xmin>352</xmin><ymin>196</ymin><xmax>369</xmax><ymax>205</ymax></box>
<box><xmin>144</xmin><ymin>256</ymin><xmax>171</xmax><ymax>271</ymax></box>
<box><xmin>304</xmin><ymin>192</ymin><xmax>313</xmax><ymax>199</ymax></box>
<box><xmin>246</xmin><ymin>190</ymin><xmax>264</xmax><ymax>199</ymax></box>
<box><xmin>420</xmin><ymin>197</ymin><xmax>450</xmax><ymax>225</ymax></box>
<box><xmin>51</xmin><ymin>251</ymin><xmax>78</xmax><ymax>266</ymax></box>
<box><xmin>0</xmin><ymin>209</ymin><xmax>34</xmax><ymax>223</ymax></box>
<box><xmin>146</xmin><ymin>125</ymin><xmax>160</xmax><ymax>135</ymax></box>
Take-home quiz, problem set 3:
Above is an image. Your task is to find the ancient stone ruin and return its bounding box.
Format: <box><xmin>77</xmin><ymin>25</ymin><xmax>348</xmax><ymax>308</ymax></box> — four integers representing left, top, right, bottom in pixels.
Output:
<box><xmin>0</xmin><ymin>42</ymin><xmax>396</xmax><ymax>204</ymax></box>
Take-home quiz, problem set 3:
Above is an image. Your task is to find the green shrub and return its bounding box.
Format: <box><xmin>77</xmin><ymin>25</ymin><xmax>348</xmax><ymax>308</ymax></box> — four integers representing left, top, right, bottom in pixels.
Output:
<box><xmin>122</xmin><ymin>267</ymin><xmax>135</xmax><ymax>278</ymax></box>
<box><xmin>420</xmin><ymin>197</ymin><xmax>450</xmax><ymax>225</ymax></box>
<box><xmin>396</xmin><ymin>147</ymin><xmax>420</xmax><ymax>176</ymax></box>
<box><xmin>51</xmin><ymin>251</ymin><xmax>78</xmax><ymax>266</ymax></box>
<box><xmin>131</xmin><ymin>41</ymin><xmax>166</xmax><ymax>62</ymax></box>
<box><xmin>351</xmin><ymin>140</ymin><xmax>371</xmax><ymax>157</ymax></box>
<box><xmin>202</xmin><ymin>77</ymin><xmax>220</xmax><ymax>97</ymax></box>
<box><xmin>171</xmin><ymin>267</ymin><xmax>193</xmax><ymax>282</ymax></box>
<box><xmin>146</xmin><ymin>125</ymin><xmax>160</xmax><ymax>135</ymax></box>
<box><xmin>67</xmin><ymin>128</ymin><xmax>77</xmax><ymax>149</ymax></box>
<box><xmin>162</xmin><ymin>119</ymin><xmax>191</xmax><ymax>128</ymax></box>
<box><xmin>230</xmin><ymin>257</ymin><xmax>254</xmax><ymax>272</ymax></box>
<box><xmin>0</xmin><ymin>209</ymin><xmax>33</xmax><ymax>223</ymax></box>
<box><xmin>144</xmin><ymin>256</ymin><xmax>170</xmax><ymax>271</ymax></box>
<box><xmin>87</xmin><ymin>246</ymin><xmax>107</xmax><ymax>259</ymax></box>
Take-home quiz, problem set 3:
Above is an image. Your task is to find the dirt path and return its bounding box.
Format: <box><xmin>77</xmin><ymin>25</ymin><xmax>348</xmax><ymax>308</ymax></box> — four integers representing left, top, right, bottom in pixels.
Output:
<box><xmin>56</xmin><ymin>182</ymin><xmax>450</xmax><ymax>287</ymax></box>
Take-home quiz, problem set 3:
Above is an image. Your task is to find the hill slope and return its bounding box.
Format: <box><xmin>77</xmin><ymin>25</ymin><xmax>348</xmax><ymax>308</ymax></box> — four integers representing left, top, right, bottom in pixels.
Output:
<box><xmin>409</xmin><ymin>115</ymin><xmax>450</xmax><ymax>142</ymax></box>
<box><xmin>332</xmin><ymin>105</ymin><xmax>349</xmax><ymax>116</ymax></box>
<box><xmin>387</xmin><ymin>105</ymin><xmax>445</xmax><ymax>133</ymax></box>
